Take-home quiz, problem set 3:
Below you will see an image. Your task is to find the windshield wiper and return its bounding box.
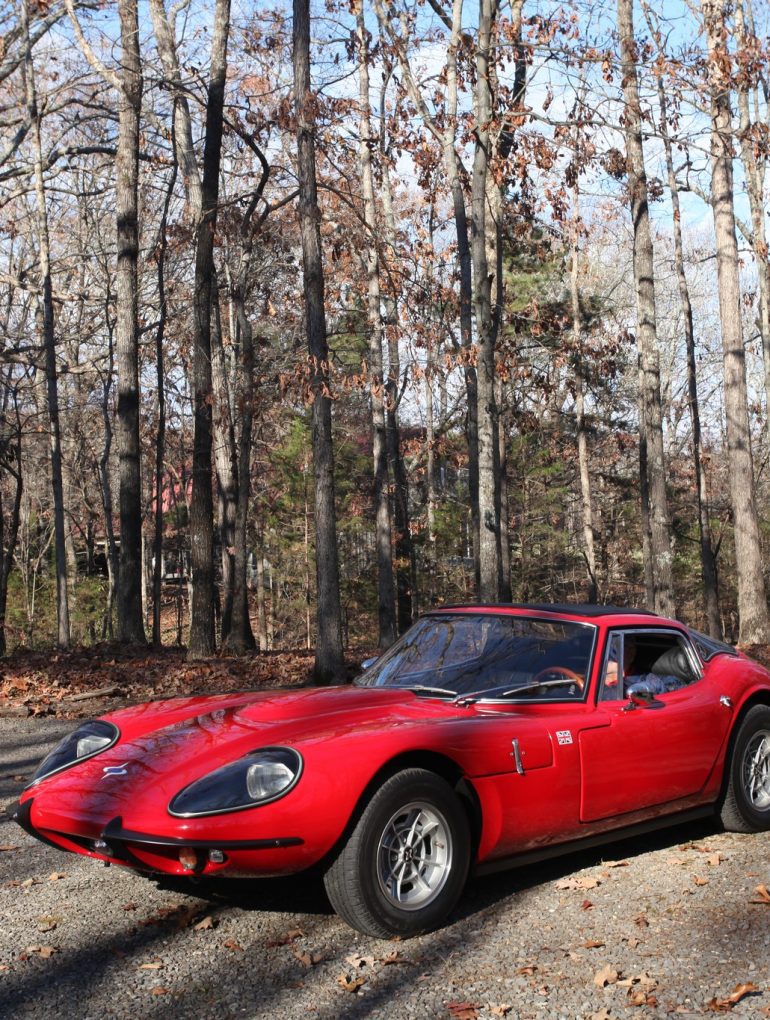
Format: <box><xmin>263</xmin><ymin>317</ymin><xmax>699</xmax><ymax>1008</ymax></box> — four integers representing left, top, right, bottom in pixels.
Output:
<box><xmin>498</xmin><ymin>678</ymin><xmax>582</xmax><ymax>698</ymax></box>
<box><xmin>403</xmin><ymin>685</ymin><xmax>458</xmax><ymax>698</ymax></box>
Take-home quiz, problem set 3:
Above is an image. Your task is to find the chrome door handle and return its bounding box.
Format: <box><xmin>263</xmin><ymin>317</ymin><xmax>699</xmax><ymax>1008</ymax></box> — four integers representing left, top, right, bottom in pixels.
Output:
<box><xmin>720</xmin><ymin>695</ymin><xmax>733</xmax><ymax>709</ymax></box>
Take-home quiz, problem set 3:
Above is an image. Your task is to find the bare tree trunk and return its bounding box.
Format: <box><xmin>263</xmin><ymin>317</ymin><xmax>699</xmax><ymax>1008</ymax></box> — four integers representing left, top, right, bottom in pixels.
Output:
<box><xmin>0</xmin><ymin>417</ymin><xmax>22</xmax><ymax>657</ymax></box>
<box><xmin>472</xmin><ymin>0</ymin><xmax>501</xmax><ymax>601</ymax></box>
<box><xmin>188</xmin><ymin>0</ymin><xmax>231</xmax><ymax>658</ymax></box>
<box><xmin>645</xmin><ymin>14</ymin><xmax>721</xmax><ymax>634</ymax></box>
<box><xmin>152</xmin><ymin>130</ymin><xmax>177</xmax><ymax>646</ymax></box>
<box><xmin>293</xmin><ymin>0</ymin><xmax>344</xmax><ymax>682</ymax></box>
<box><xmin>113</xmin><ymin>0</ymin><xmax>146</xmax><ymax>644</ymax></box>
<box><xmin>618</xmin><ymin>0</ymin><xmax>676</xmax><ymax>618</ymax></box>
<box><xmin>355</xmin><ymin>0</ymin><xmax>396</xmax><ymax>647</ymax></box>
<box><xmin>211</xmin><ymin>286</ymin><xmax>237</xmax><ymax>642</ymax></box>
<box><xmin>570</xmin><ymin>199</ymin><xmax>598</xmax><ymax>603</ymax></box>
<box><xmin>378</xmin><ymin>114</ymin><xmax>416</xmax><ymax>629</ymax></box>
<box><xmin>701</xmin><ymin>0</ymin><xmax>770</xmax><ymax>643</ymax></box>
<box><xmin>734</xmin><ymin>0</ymin><xmax>770</xmax><ymax>454</ymax></box>
<box><xmin>22</xmin><ymin>0</ymin><xmax>69</xmax><ymax>649</ymax></box>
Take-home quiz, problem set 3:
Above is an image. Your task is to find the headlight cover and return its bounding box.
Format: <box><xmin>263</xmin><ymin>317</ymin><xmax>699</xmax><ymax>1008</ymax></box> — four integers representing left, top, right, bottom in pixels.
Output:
<box><xmin>27</xmin><ymin>720</ymin><xmax>119</xmax><ymax>787</ymax></box>
<box><xmin>168</xmin><ymin>747</ymin><xmax>303</xmax><ymax>818</ymax></box>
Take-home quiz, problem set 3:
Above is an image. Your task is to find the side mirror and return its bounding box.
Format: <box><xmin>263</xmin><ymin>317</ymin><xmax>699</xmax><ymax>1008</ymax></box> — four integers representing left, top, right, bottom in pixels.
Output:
<box><xmin>624</xmin><ymin>683</ymin><xmax>655</xmax><ymax>710</ymax></box>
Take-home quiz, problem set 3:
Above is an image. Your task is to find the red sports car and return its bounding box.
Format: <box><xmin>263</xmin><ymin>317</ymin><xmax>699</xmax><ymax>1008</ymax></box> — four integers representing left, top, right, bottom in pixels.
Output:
<box><xmin>13</xmin><ymin>604</ymin><xmax>770</xmax><ymax>938</ymax></box>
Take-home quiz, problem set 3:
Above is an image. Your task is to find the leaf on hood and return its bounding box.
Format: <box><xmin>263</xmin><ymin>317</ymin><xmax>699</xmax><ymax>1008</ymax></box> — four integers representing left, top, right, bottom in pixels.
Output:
<box><xmin>705</xmin><ymin>982</ymin><xmax>759</xmax><ymax>1011</ymax></box>
<box><xmin>594</xmin><ymin>964</ymin><xmax>620</xmax><ymax>988</ymax></box>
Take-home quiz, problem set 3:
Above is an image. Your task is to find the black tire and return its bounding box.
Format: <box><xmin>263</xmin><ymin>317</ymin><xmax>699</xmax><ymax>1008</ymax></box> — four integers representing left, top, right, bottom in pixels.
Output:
<box><xmin>323</xmin><ymin>768</ymin><xmax>470</xmax><ymax>938</ymax></box>
<box><xmin>720</xmin><ymin>705</ymin><xmax>770</xmax><ymax>833</ymax></box>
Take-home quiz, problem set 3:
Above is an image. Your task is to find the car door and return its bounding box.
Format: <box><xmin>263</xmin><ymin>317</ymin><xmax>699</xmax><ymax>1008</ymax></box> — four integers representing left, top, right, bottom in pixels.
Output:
<box><xmin>579</xmin><ymin>628</ymin><xmax>732</xmax><ymax>823</ymax></box>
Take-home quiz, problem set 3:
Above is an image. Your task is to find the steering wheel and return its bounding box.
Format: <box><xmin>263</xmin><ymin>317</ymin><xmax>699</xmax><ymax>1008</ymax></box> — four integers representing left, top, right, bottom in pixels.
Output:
<box><xmin>531</xmin><ymin>666</ymin><xmax>584</xmax><ymax>692</ymax></box>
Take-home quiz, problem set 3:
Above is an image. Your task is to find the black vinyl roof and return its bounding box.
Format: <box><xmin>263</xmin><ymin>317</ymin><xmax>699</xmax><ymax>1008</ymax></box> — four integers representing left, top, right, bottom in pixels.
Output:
<box><xmin>431</xmin><ymin>603</ymin><xmax>660</xmax><ymax>618</ymax></box>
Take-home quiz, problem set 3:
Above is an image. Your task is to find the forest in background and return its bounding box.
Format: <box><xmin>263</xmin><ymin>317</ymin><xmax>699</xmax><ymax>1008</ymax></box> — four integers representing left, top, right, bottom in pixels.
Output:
<box><xmin>1</xmin><ymin>0</ymin><xmax>770</xmax><ymax>677</ymax></box>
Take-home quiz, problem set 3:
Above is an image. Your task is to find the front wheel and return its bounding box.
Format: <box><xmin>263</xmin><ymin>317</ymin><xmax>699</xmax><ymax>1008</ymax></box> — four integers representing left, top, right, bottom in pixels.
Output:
<box><xmin>720</xmin><ymin>705</ymin><xmax>770</xmax><ymax>833</ymax></box>
<box><xmin>323</xmin><ymin>768</ymin><xmax>470</xmax><ymax>938</ymax></box>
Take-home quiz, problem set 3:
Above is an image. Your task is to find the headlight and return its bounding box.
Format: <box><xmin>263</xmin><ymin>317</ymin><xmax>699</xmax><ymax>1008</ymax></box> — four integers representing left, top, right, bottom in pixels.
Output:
<box><xmin>169</xmin><ymin>747</ymin><xmax>303</xmax><ymax>817</ymax></box>
<box><xmin>27</xmin><ymin>720</ymin><xmax>119</xmax><ymax>787</ymax></box>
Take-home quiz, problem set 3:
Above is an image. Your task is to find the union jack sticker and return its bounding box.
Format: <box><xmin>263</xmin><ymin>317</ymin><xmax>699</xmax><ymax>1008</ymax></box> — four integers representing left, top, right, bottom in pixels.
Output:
<box><xmin>555</xmin><ymin>730</ymin><xmax>573</xmax><ymax>746</ymax></box>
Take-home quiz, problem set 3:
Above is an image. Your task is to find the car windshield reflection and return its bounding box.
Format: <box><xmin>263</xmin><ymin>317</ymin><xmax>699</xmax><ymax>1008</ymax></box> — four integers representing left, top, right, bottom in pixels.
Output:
<box><xmin>357</xmin><ymin>614</ymin><xmax>596</xmax><ymax>700</ymax></box>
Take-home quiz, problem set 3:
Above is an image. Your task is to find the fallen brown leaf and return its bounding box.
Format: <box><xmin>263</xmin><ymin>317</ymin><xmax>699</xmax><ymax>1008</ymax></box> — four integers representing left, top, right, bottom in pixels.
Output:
<box><xmin>194</xmin><ymin>916</ymin><xmax>216</xmax><ymax>931</ymax></box>
<box><xmin>489</xmin><ymin>1006</ymin><xmax>512</xmax><ymax>1017</ymax></box>
<box><xmin>379</xmin><ymin>951</ymin><xmax>406</xmax><ymax>966</ymax></box>
<box><xmin>25</xmin><ymin>945</ymin><xmax>58</xmax><ymax>959</ymax></box>
<box><xmin>751</xmin><ymin>884</ymin><xmax>770</xmax><ymax>904</ymax></box>
<box><xmin>122</xmin><ymin>902</ymin><xmax>137</xmax><ymax>911</ymax></box>
<box><xmin>588</xmin><ymin>1010</ymin><xmax>616</xmax><ymax>1020</ymax></box>
<box><xmin>634</xmin><ymin>913</ymin><xmax>649</xmax><ymax>927</ymax></box>
<box><xmin>604</xmin><ymin>859</ymin><xmax>629</xmax><ymax>868</ymax></box>
<box><xmin>446</xmin><ymin>1003</ymin><xmax>480</xmax><ymax>1020</ymax></box>
<box><xmin>706</xmin><ymin>982</ymin><xmax>759</xmax><ymax>1011</ymax></box>
<box><xmin>151</xmin><ymin>987</ymin><xmax>170</xmax><ymax>997</ymax></box>
<box><xmin>139</xmin><ymin>962</ymin><xmax>163</xmax><ymax>970</ymax></box>
<box><xmin>581</xmin><ymin>899</ymin><xmax>594</xmax><ymax>910</ymax></box>
<box><xmin>266</xmin><ymin>927</ymin><xmax>305</xmax><ymax>947</ymax></box>
<box><xmin>707</xmin><ymin>853</ymin><xmax>724</xmax><ymax>866</ymax></box>
<box><xmin>556</xmin><ymin>876</ymin><xmax>600</xmax><ymax>890</ymax></box>
<box><xmin>693</xmin><ymin>876</ymin><xmax>709</xmax><ymax>887</ymax></box>
<box><xmin>345</xmin><ymin>953</ymin><xmax>375</xmax><ymax>969</ymax></box>
<box><xmin>594</xmin><ymin>964</ymin><xmax>620</xmax><ymax>988</ymax></box>
<box><xmin>294</xmin><ymin>948</ymin><xmax>323</xmax><ymax>968</ymax></box>
<box><xmin>337</xmin><ymin>973</ymin><xmax>365</xmax><ymax>993</ymax></box>
<box><xmin>47</xmin><ymin>872</ymin><xmax>67</xmax><ymax>881</ymax></box>
<box><xmin>516</xmin><ymin>964</ymin><xmax>538</xmax><ymax>975</ymax></box>
<box><xmin>582</xmin><ymin>939</ymin><xmax>605</xmax><ymax>949</ymax></box>
<box><xmin>0</xmin><ymin>845</ymin><xmax>19</xmax><ymax>852</ymax></box>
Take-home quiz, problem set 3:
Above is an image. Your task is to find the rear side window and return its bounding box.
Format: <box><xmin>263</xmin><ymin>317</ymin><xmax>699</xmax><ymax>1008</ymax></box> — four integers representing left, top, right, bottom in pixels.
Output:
<box><xmin>689</xmin><ymin>628</ymin><xmax>738</xmax><ymax>662</ymax></box>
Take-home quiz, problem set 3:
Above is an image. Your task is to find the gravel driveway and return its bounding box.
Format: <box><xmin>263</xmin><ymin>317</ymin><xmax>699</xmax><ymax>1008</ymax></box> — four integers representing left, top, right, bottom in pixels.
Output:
<box><xmin>2</xmin><ymin>718</ymin><xmax>770</xmax><ymax>1020</ymax></box>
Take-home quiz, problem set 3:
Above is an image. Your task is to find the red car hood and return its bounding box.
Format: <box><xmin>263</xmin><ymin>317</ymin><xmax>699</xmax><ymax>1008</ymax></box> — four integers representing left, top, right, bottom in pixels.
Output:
<box><xmin>24</xmin><ymin>686</ymin><xmax>465</xmax><ymax>835</ymax></box>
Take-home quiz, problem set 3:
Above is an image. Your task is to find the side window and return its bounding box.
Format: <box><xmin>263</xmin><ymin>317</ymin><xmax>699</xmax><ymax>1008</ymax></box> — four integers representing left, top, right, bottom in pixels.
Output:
<box><xmin>600</xmin><ymin>630</ymin><xmax>700</xmax><ymax>701</ymax></box>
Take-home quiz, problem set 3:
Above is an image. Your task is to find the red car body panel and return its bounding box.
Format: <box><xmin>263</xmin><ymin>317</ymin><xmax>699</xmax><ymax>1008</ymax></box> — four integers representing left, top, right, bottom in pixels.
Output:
<box><xmin>15</xmin><ymin>606</ymin><xmax>770</xmax><ymax>883</ymax></box>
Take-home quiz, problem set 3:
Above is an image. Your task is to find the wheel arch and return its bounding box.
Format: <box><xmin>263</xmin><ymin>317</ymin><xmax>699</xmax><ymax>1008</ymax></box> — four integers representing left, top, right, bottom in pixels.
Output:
<box><xmin>322</xmin><ymin>750</ymin><xmax>482</xmax><ymax>869</ymax></box>
<box><xmin>719</xmin><ymin>690</ymin><xmax>770</xmax><ymax>798</ymax></box>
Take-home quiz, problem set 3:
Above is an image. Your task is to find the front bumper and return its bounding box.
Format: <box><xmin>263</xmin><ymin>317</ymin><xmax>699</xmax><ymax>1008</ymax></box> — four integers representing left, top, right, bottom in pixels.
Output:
<box><xmin>13</xmin><ymin>797</ymin><xmax>305</xmax><ymax>877</ymax></box>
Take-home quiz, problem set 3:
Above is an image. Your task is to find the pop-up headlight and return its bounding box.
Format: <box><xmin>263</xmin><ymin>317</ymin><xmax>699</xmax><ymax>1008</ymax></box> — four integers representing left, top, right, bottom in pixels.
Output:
<box><xmin>169</xmin><ymin>747</ymin><xmax>302</xmax><ymax>817</ymax></box>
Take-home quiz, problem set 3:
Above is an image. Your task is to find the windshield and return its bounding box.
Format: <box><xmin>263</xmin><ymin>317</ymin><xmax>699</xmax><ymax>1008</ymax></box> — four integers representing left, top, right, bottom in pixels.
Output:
<box><xmin>357</xmin><ymin>613</ymin><xmax>596</xmax><ymax>700</ymax></box>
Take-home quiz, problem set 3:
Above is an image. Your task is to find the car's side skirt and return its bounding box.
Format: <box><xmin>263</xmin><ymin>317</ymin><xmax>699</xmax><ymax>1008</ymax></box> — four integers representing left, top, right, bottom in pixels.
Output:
<box><xmin>473</xmin><ymin>805</ymin><xmax>715</xmax><ymax>876</ymax></box>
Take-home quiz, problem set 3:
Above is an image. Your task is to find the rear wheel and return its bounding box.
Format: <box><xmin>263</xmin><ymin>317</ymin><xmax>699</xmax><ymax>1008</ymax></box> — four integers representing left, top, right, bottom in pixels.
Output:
<box><xmin>720</xmin><ymin>705</ymin><xmax>770</xmax><ymax>832</ymax></box>
<box><xmin>323</xmin><ymin>768</ymin><xmax>470</xmax><ymax>938</ymax></box>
